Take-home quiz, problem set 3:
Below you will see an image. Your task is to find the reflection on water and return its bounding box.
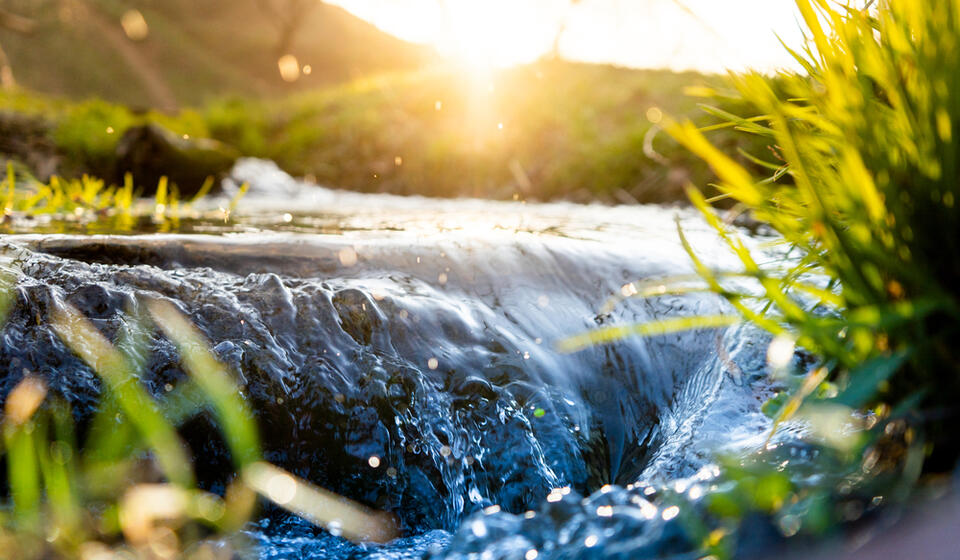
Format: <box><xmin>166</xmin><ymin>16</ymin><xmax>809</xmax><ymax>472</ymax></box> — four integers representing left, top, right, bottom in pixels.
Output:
<box><xmin>0</xmin><ymin>159</ymin><xmax>786</xmax><ymax>558</ymax></box>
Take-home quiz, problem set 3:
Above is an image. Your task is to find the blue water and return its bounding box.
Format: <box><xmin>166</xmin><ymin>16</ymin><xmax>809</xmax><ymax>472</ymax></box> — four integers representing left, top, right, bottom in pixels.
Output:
<box><xmin>0</xmin><ymin>159</ymin><xmax>789</xmax><ymax>558</ymax></box>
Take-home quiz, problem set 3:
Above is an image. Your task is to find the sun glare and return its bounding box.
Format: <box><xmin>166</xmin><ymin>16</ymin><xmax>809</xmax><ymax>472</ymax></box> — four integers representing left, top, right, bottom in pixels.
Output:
<box><xmin>435</xmin><ymin>1</ymin><xmax>561</xmax><ymax>70</ymax></box>
<box><xmin>327</xmin><ymin>0</ymin><xmax>803</xmax><ymax>74</ymax></box>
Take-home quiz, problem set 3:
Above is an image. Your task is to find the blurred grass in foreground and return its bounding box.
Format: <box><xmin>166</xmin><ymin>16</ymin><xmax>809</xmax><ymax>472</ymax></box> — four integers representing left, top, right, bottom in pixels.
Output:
<box><xmin>0</xmin><ymin>60</ymin><xmax>766</xmax><ymax>204</ymax></box>
<box><xmin>0</xmin><ymin>261</ymin><xmax>397</xmax><ymax>558</ymax></box>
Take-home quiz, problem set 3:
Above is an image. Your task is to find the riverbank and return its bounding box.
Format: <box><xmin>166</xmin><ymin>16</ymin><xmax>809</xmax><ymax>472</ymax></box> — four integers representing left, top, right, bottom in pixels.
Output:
<box><xmin>0</xmin><ymin>60</ymin><xmax>763</xmax><ymax>204</ymax></box>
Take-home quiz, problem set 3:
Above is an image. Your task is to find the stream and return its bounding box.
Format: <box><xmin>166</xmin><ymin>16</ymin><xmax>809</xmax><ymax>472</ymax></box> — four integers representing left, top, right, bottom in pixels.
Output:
<box><xmin>0</xmin><ymin>159</ymin><xmax>793</xmax><ymax>559</ymax></box>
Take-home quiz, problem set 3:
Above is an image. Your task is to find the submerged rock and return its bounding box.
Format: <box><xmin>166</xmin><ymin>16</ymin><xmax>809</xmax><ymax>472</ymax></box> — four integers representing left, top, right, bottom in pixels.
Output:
<box><xmin>115</xmin><ymin>123</ymin><xmax>239</xmax><ymax>196</ymax></box>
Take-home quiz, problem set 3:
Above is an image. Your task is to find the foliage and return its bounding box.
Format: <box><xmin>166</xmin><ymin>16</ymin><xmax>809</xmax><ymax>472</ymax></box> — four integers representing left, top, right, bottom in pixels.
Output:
<box><xmin>0</xmin><ymin>290</ymin><xmax>261</xmax><ymax>558</ymax></box>
<box><xmin>0</xmin><ymin>60</ymin><xmax>766</xmax><ymax>203</ymax></box>
<box><xmin>561</xmin><ymin>0</ymin><xmax>960</xmax><ymax>555</ymax></box>
<box><xmin>0</xmin><ymin>162</ymin><xmax>253</xmax><ymax>234</ymax></box>
<box><xmin>668</xmin><ymin>0</ymin><xmax>960</xmax><ymax>465</ymax></box>
<box><xmin>202</xmin><ymin>61</ymin><xmax>767</xmax><ymax>203</ymax></box>
<box><xmin>0</xmin><ymin>259</ymin><xmax>397</xmax><ymax>558</ymax></box>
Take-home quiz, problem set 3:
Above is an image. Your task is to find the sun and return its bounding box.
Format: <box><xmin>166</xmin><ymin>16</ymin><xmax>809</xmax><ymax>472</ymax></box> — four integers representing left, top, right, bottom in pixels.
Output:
<box><xmin>432</xmin><ymin>1</ymin><xmax>562</xmax><ymax>70</ymax></box>
<box><xmin>327</xmin><ymin>0</ymin><xmax>563</xmax><ymax>71</ymax></box>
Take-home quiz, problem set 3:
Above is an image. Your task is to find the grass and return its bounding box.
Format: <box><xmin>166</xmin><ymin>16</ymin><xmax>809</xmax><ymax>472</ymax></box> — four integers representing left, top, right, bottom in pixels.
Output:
<box><xmin>0</xmin><ymin>161</ymin><xmax>251</xmax><ymax>234</ymax></box>
<box><xmin>560</xmin><ymin>0</ymin><xmax>960</xmax><ymax>555</ymax></box>
<box><xmin>0</xmin><ymin>60</ymin><xmax>766</xmax><ymax>203</ymax></box>
<box><xmin>8</xmin><ymin>1</ymin><xmax>958</xmax><ymax>556</ymax></box>
<box><xmin>0</xmin><ymin>293</ymin><xmax>260</xmax><ymax>558</ymax></box>
<box><xmin>0</xmin><ymin>268</ymin><xmax>397</xmax><ymax>558</ymax></box>
<box><xmin>668</xmin><ymin>0</ymin><xmax>960</xmax><ymax>466</ymax></box>
<box><xmin>0</xmin><ymin>0</ymin><xmax>429</xmax><ymax>108</ymax></box>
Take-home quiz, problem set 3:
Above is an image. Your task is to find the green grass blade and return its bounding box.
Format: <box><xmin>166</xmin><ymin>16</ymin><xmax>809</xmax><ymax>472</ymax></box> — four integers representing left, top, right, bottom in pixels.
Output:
<box><xmin>556</xmin><ymin>314</ymin><xmax>740</xmax><ymax>353</ymax></box>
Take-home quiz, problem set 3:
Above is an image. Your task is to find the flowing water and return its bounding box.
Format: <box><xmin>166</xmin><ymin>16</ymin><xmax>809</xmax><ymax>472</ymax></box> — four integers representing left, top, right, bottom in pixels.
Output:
<box><xmin>0</xmin><ymin>159</ymin><xmax>792</xmax><ymax>559</ymax></box>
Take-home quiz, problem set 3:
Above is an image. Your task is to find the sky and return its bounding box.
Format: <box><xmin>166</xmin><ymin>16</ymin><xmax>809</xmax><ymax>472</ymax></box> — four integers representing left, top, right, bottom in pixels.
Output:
<box><xmin>325</xmin><ymin>0</ymin><xmax>807</xmax><ymax>74</ymax></box>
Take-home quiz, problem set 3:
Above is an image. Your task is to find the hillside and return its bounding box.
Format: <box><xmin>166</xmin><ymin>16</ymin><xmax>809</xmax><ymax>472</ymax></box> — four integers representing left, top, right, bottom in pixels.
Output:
<box><xmin>0</xmin><ymin>0</ymin><xmax>434</xmax><ymax>109</ymax></box>
<box><xmin>0</xmin><ymin>59</ymin><xmax>766</xmax><ymax>203</ymax></box>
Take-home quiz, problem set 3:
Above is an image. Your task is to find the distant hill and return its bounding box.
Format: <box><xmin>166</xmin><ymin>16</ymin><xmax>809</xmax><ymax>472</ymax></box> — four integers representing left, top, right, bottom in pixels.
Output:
<box><xmin>0</xmin><ymin>0</ymin><xmax>435</xmax><ymax>110</ymax></box>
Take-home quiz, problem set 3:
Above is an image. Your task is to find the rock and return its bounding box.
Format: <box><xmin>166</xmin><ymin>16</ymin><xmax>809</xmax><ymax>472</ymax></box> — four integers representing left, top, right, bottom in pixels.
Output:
<box><xmin>0</xmin><ymin>111</ymin><xmax>64</xmax><ymax>180</ymax></box>
<box><xmin>115</xmin><ymin>123</ymin><xmax>239</xmax><ymax>197</ymax></box>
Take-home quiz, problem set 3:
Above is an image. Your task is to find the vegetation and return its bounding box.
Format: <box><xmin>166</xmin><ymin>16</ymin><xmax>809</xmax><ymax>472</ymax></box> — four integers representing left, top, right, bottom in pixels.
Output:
<box><xmin>0</xmin><ymin>0</ymin><xmax>430</xmax><ymax>109</ymax></box>
<box><xmin>0</xmin><ymin>60</ymin><xmax>764</xmax><ymax>203</ymax></box>
<box><xmin>4</xmin><ymin>0</ymin><xmax>958</xmax><ymax>556</ymax></box>
<box><xmin>0</xmin><ymin>293</ymin><xmax>260</xmax><ymax>558</ymax></box>
<box><xmin>0</xmin><ymin>273</ymin><xmax>396</xmax><ymax>559</ymax></box>
<box><xmin>0</xmin><ymin>161</ymin><xmax>251</xmax><ymax>235</ymax></box>
<box><xmin>670</xmin><ymin>0</ymin><xmax>960</xmax><ymax>469</ymax></box>
<box><xmin>565</xmin><ymin>0</ymin><xmax>960</xmax><ymax>555</ymax></box>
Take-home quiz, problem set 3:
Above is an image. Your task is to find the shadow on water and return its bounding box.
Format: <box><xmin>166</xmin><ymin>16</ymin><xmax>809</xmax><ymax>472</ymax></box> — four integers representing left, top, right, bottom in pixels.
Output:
<box><xmin>0</xmin><ymin>159</ymin><xmax>777</xmax><ymax>558</ymax></box>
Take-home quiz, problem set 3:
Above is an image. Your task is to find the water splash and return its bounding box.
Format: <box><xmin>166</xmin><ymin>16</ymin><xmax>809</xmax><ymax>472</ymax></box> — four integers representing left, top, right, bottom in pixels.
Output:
<box><xmin>0</xmin><ymin>159</ymin><xmax>780</xmax><ymax>557</ymax></box>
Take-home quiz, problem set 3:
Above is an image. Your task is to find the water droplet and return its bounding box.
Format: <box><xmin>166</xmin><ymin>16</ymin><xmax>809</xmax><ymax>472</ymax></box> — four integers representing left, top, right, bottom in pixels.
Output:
<box><xmin>584</xmin><ymin>534</ymin><xmax>598</xmax><ymax>548</ymax></box>
<box><xmin>596</xmin><ymin>505</ymin><xmax>613</xmax><ymax>517</ymax></box>
<box><xmin>282</xmin><ymin>213</ymin><xmax>293</xmax><ymax>223</ymax></box>
<box><xmin>471</xmin><ymin>520</ymin><xmax>488</xmax><ymax>537</ymax></box>
<box><xmin>427</xmin><ymin>357</ymin><xmax>439</xmax><ymax>370</ymax></box>
<box><xmin>277</xmin><ymin>54</ymin><xmax>301</xmax><ymax>82</ymax></box>
<box><xmin>121</xmin><ymin>9</ymin><xmax>149</xmax><ymax>40</ymax></box>
<box><xmin>525</xmin><ymin>549</ymin><xmax>538</xmax><ymax>560</ymax></box>
<box><xmin>635</xmin><ymin>498</ymin><xmax>658</xmax><ymax>519</ymax></box>
<box><xmin>265</xmin><ymin>473</ymin><xmax>297</xmax><ymax>505</ymax></box>
<box><xmin>368</xmin><ymin>456</ymin><xmax>380</xmax><ymax>468</ymax></box>
<box><xmin>662</xmin><ymin>505</ymin><xmax>680</xmax><ymax>521</ymax></box>
<box><xmin>646</xmin><ymin>106</ymin><xmax>663</xmax><ymax>124</ymax></box>
<box><xmin>766</xmin><ymin>335</ymin><xmax>795</xmax><ymax>370</ymax></box>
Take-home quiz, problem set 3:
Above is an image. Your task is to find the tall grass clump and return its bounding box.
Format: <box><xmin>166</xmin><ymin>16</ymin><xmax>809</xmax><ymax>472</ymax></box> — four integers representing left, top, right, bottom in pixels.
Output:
<box><xmin>665</xmin><ymin>0</ymin><xmax>960</xmax><ymax>470</ymax></box>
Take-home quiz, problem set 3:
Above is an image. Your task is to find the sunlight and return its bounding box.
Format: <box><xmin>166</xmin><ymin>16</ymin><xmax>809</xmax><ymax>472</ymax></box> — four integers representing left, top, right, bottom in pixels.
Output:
<box><xmin>328</xmin><ymin>0</ymin><xmax>804</xmax><ymax>73</ymax></box>
<box><xmin>434</xmin><ymin>1</ymin><xmax>561</xmax><ymax>70</ymax></box>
